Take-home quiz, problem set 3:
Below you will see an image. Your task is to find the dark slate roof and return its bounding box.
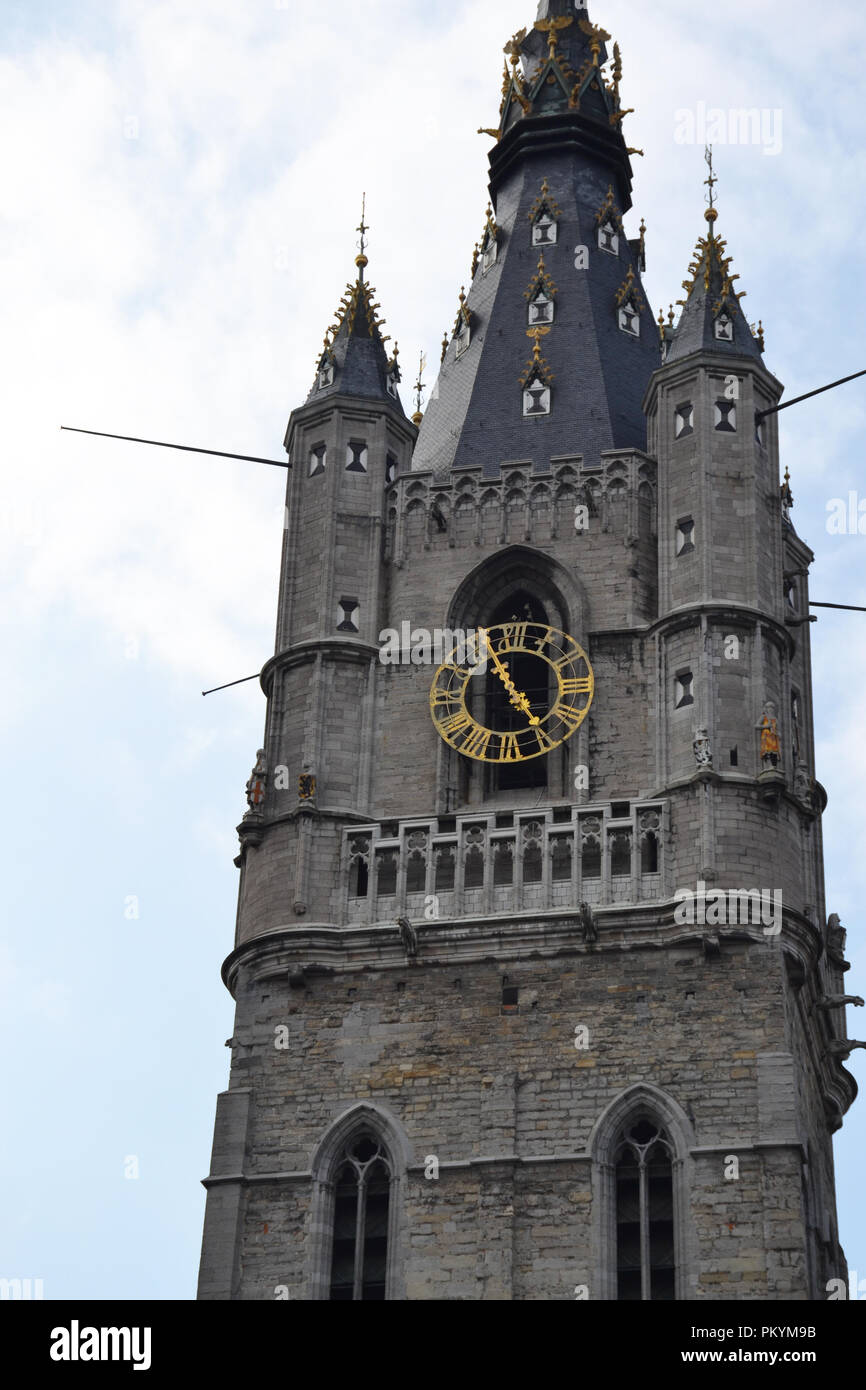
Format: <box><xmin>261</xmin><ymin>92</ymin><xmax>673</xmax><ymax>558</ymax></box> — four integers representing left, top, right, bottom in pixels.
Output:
<box><xmin>305</xmin><ymin>254</ymin><xmax>405</xmax><ymax>412</ymax></box>
<box><xmin>666</xmin><ymin>209</ymin><xmax>764</xmax><ymax>365</ymax></box>
<box><xmin>412</xmin><ymin>2</ymin><xmax>658</xmax><ymax>480</ymax></box>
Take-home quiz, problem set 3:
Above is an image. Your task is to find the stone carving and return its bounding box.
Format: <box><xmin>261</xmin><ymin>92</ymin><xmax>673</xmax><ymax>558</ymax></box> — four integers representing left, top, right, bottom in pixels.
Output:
<box><xmin>817</xmin><ymin>995</ymin><xmax>865</xmax><ymax>1010</ymax></box>
<box><xmin>245</xmin><ymin>749</ymin><xmax>267</xmax><ymax>812</ymax></box>
<box><xmin>693</xmin><ymin>728</ymin><xmax>713</xmax><ymax>769</ymax></box>
<box><xmin>759</xmin><ymin>702</ymin><xmax>781</xmax><ymax>770</ymax></box>
<box><xmin>298</xmin><ymin>770</ymin><xmax>317</xmax><ymax>801</ymax></box>
<box><xmin>794</xmin><ymin>761</ymin><xmax>811</xmax><ymax>803</ymax></box>
<box><xmin>826</xmin><ymin>1040</ymin><xmax>866</xmax><ymax>1059</ymax></box>
<box><xmin>397</xmin><ymin>916</ymin><xmax>418</xmax><ymax>957</ymax></box>
<box><xmin>578</xmin><ymin>901</ymin><xmax>597</xmax><ymax>943</ymax></box>
<box><xmin>826</xmin><ymin>913</ymin><xmax>850</xmax><ymax>972</ymax></box>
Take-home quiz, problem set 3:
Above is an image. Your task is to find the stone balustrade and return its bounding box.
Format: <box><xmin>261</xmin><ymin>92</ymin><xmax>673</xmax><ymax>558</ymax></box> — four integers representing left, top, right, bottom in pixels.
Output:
<box><xmin>343</xmin><ymin>800</ymin><xmax>668</xmax><ymax>925</ymax></box>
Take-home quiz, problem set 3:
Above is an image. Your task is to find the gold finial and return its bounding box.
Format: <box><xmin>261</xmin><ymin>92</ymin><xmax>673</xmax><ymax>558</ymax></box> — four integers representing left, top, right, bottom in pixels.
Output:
<box><xmin>668</xmin><ymin>304</ymin><xmax>675</xmax><ymax>326</ymax></box>
<box><xmin>441</xmin><ymin>332</ymin><xmax>449</xmax><ymax>363</ymax></box>
<box><xmin>412</xmin><ymin>351</ymin><xmax>427</xmax><ymax>425</ymax></box>
<box><xmin>536</xmin><ymin>14</ymin><xmax>572</xmax><ymax>61</ymax></box>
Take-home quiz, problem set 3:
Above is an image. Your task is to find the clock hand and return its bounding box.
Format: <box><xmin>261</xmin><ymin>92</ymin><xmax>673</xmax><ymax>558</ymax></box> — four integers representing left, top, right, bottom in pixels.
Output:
<box><xmin>481</xmin><ymin>629</ymin><xmax>541</xmax><ymax>726</ymax></box>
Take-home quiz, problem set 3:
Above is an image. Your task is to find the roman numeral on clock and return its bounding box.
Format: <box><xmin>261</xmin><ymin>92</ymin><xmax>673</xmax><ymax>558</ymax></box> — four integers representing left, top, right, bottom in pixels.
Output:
<box><xmin>499</xmin><ymin>732</ymin><xmax>524</xmax><ymax>762</ymax></box>
<box><xmin>552</xmin><ymin>702</ymin><xmax>584</xmax><ymax>734</ymax></box>
<box><xmin>432</xmin><ymin>687</ymin><xmax>461</xmax><ymax>708</ymax></box>
<box><xmin>559</xmin><ymin>676</ymin><xmax>592</xmax><ymax>696</ymax></box>
<box><xmin>459</xmin><ymin>725</ymin><xmax>493</xmax><ymax>759</ymax></box>
<box><xmin>438</xmin><ymin>710</ymin><xmax>472</xmax><ymax>737</ymax></box>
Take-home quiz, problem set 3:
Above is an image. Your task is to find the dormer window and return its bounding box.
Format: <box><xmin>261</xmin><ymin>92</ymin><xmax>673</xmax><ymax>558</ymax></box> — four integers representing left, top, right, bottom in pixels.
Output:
<box><xmin>714</xmin><ymin>312</ymin><xmax>734</xmax><ymax>342</ymax></box>
<box><xmin>386</xmin><ymin>371</ymin><xmax>399</xmax><ymax>399</ymax></box>
<box><xmin>714</xmin><ymin>399</ymin><xmax>737</xmax><ymax>432</ymax></box>
<box><xmin>528</xmin><ymin>291</ymin><xmax>554</xmax><ymax>327</ymax></box>
<box><xmin>674</xmin><ymin>403</ymin><xmax>694</xmax><ymax>439</ymax></box>
<box><xmin>532</xmin><ymin>212</ymin><xmax>557</xmax><ymax>247</ymax></box>
<box><xmin>598</xmin><ymin>220</ymin><xmax>619</xmax><ymax>255</ymax></box>
<box><xmin>618</xmin><ymin>300</ymin><xmax>640</xmax><ymax>336</ymax></box>
<box><xmin>523</xmin><ymin>380</ymin><xmax>551</xmax><ymax>417</ymax></box>
<box><xmin>455</xmin><ymin>319</ymin><xmax>471</xmax><ymax>358</ymax></box>
<box><xmin>309</xmin><ymin>443</ymin><xmax>327</xmax><ymax>477</ymax></box>
<box><xmin>481</xmin><ymin>237</ymin><xmax>498</xmax><ymax>273</ymax></box>
<box><xmin>346</xmin><ymin>441</ymin><xmax>368</xmax><ymax>473</ymax></box>
<box><xmin>318</xmin><ymin>363</ymin><xmax>334</xmax><ymax>390</ymax></box>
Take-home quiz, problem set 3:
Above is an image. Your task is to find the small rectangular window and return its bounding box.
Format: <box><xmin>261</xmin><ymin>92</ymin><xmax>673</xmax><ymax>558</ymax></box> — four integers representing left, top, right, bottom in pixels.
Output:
<box><xmin>674</xmin><ymin>403</ymin><xmax>694</xmax><ymax>439</ymax></box>
<box><xmin>676</xmin><ymin>518</ymin><xmax>695</xmax><ymax>555</ymax></box>
<box><xmin>675</xmin><ymin>673</ymin><xmax>694</xmax><ymax>708</ymax></box>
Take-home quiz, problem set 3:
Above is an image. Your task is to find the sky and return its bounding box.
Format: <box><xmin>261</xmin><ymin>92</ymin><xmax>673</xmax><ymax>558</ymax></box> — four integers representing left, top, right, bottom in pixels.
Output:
<box><xmin>1</xmin><ymin>0</ymin><xmax>864</xmax><ymax>1300</ymax></box>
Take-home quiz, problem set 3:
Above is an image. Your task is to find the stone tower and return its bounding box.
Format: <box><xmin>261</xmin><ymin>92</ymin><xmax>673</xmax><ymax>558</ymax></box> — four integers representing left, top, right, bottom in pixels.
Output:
<box><xmin>198</xmin><ymin>0</ymin><xmax>858</xmax><ymax>1301</ymax></box>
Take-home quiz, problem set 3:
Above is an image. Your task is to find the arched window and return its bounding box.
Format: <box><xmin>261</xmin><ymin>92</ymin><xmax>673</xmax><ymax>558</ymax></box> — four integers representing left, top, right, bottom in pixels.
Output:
<box><xmin>329</xmin><ymin>1134</ymin><xmax>392</xmax><ymax>1300</ymax></box>
<box><xmin>590</xmin><ymin>1085</ymin><xmax>694</xmax><ymax>1301</ymax></box>
<box><xmin>310</xmin><ymin>1104</ymin><xmax>410</xmax><ymax>1301</ymax></box>
<box><xmin>614</xmin><ymin>1118</ymin><xmax>676</xmax><ymax>1300</ymax></box>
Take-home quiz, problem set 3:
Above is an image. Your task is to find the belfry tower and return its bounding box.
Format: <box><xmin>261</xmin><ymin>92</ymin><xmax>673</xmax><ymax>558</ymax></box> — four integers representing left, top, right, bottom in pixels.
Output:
<box><xmin>198</xmin><ymin>0</ymin><xmax>858</xmax><ymax>1301</ymax></box>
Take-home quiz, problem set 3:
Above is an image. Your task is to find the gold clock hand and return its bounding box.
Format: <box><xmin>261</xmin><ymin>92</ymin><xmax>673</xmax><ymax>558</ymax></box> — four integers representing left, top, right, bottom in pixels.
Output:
<box><xmin>482</xmin><ymin>629</ymin><xmax>540</xmax><ymax>725</ymax></box>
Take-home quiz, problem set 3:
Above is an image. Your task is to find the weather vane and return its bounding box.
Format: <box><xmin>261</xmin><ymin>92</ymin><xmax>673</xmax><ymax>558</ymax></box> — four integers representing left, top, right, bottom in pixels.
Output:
<box><xmin>356</xmin><ymin>192</ymin><xmax>368</xmax><ymax>257</ymax></box>
<box><xmin>413</xmin><ymin>352</ymin><xmax>427</xmax><ymax>420</ymax></box>
<box><xmin>704</xmin><ymin>145</ymin><xmax>717</xmax><ymax>212</ymax></box>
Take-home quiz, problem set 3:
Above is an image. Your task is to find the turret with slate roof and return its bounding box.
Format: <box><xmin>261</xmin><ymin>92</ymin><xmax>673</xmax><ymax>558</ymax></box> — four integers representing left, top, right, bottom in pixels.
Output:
<box><xmin>664</xmin><ymin>157</ymin><xmax>765</xmax><ymax>367</ymax></box>
<box><xmin>305</xmin><ymin>204</ymin><xmax>405</xmax><ymax>412</ymax></box>
<box><xmin>414</xmin><ymin>0</ymin><xmax>658</xmax><ymax>479</ymax></box>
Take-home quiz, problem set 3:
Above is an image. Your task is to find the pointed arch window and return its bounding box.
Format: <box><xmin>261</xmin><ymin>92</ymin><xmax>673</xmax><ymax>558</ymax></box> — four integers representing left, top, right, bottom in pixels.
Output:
<box><xmin>614</xmin><ymin>1118</ymin><xmax>676</xmax><ymax>1300</ymax></box>
<box><xmin>328</xmin><ymin>1134</ymin><xmax>392</xmax><ymax>1300</ymax></box>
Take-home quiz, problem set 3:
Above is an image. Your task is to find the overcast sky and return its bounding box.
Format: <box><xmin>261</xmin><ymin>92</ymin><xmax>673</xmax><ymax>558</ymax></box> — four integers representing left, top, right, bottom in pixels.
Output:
<box><xmin>2</xmin><ymin>0</ymin><xmax>864</xmax><ymax>1299</ymax></box>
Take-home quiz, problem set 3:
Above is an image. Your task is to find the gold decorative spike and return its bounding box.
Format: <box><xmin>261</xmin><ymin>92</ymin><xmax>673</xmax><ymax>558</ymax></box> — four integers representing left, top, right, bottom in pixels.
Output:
<box><xmin>595</xmin><ymin>184</ymin><xmax>623</xmax><ymax>231</ymax></box>
<box><xmin>520</xmin><ymin>330</ymin><xmax>555</xmax><ymax>388</ymax></box>
<box><xmin>528</xmin><ymin>178</ymin><xmax>563</xmax><ymax>224</ymax></box>
<box><xmin>615</xmin><ymin>265</ymin><xmax>646</xmax><ymax>312</ymax></box>
<box><xmin>668</xmin><ymin>305</ymin><xmax>675</xmax><ymax>325</ymax></box>
<box><xmin>524</xmin><ymin>252</ymin><xmax>559</xmax><ymax>302</ymax></box>
<box><xmin>609</xmin><ymin>108</ymin><xmax>634</xmax><ymax>124</ymax></box>
<box><xmin>578</xmin><ymin>16</ymin><xmax>611</xmax><ymax>65</ymax></box>
<box><xmin>478</xmin><ymin>127</ymin><xmax>502</xmax><ymax>140</ymax></box>
<box><xmin>611</xmin><ymin>42</ymin><xmax>623</xmax><ymax>98</ymax></box>
<box><xmin>441</xmin><ymin>332</ymin><xmax>449</xmax><ymax>364</ymax></box>
<box><xmin>536</xmin><ymin>14</ymin><xmax>573</xmax><ymax>61</ymax></box>
<box><xmin>504</xmin><ymin>28</ymin><xmax>527</xmax><ymax>61</ymax></box>
<box><xmin>657</xmin><ymin>308</ymin><xmax>666</xmax><ymax>343</ymax></box>
<box><xmin>626</xmin><ymin>147</ymin><xmax>644</xmax><ymax>157</ymax></box>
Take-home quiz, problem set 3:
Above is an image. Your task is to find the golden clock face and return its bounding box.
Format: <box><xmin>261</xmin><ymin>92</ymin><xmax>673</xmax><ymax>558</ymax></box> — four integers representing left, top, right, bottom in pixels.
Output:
<box><xmin>429</xmin><ymin>621</ymin><xmax>594</xmax><ymax>763</ymax></box>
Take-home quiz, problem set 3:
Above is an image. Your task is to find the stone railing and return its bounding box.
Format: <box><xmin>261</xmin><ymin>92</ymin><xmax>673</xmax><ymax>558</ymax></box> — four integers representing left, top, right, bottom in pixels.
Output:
<box><xmin>342</xmin><ymin>801</ymin><xmax>668</xmax><ymax>925</ymax></box>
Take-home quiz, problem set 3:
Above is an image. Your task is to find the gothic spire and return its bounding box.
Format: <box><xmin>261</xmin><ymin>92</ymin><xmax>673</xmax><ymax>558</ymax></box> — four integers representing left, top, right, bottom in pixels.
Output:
<box><xmin>307</xmin><ymin>199</ymin><xmax>404</xmax><ymax>410</ymax></box>
<box><xmin>414</xmin><ymin>1</ymin><xmax>657</xmax><ymax>480</ymax></box>
<box><xmin>665</xmin><ymin>150</ymin><xmax>764</xmax><ymax>365</ymax></box>
<box><xmin>488</xmin><ymin>0</ymin><xmax>640</xmax><ymax>210</ymax></box>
